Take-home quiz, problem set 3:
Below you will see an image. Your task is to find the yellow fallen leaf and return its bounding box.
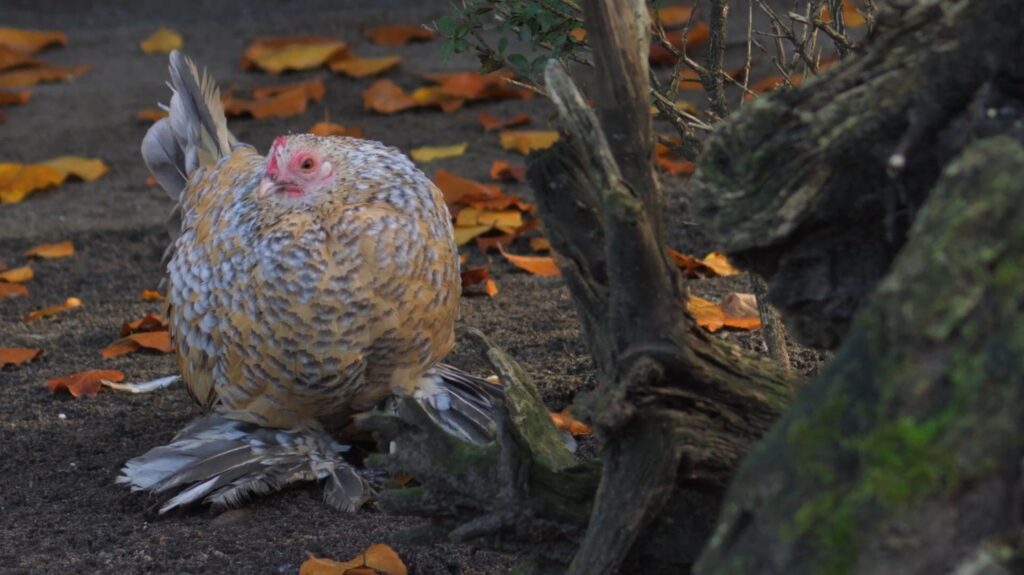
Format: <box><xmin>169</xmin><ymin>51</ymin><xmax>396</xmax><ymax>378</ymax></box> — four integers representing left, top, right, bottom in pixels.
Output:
<box><xmin>24</xmin><ymin>240</ymin><xmax>74</xmax><ymax>259</ymax></box>
<box><xmin>701</xmin><ymin>251</ymin><xmax>740</xmax><ymax>277</ymax></box>
<box><xmin>140</xmin><ymin>27</ymin><xmax>183</xmax><ymax>54</ymax></box>
<box><xmin>40</xmin><ymin>156</ymin><xmax>108</xmax><ymax>182</ymax></box>
<box><xmin>0</xmin><ymin>265</ymin><xmax>32</xmax><ymax>283</ymax></box>
<box><xmin>499</xmin><ymin>130</ymin><xmax>560</xmax><ymax>155</ymax></box>
<box><xmin>454</xmin><ymin>224</ymin><xmax>493</xmax><ymax>246</ymax></box>
<box><xmin>241</xmin><ymin>36</ymin><xmax>349</xmax><ymax>74</ymax></box>
<box><xmin>140</xmin><ymin>289</ymin><xmax>164</xmax><ymax>301</ymax></box>
<box><xmin>409</xmin><ymin>142</ymin><xmax>468</xmax><ymax>163</ymax></box>
<box><xmin>300</xmin><ymin>544</ymin><xmax>408</xmax><ymax>575</ymax></box>
<box><xmin>0</xmin><ymin>162</ymin><xmax>63</xmax><ymax>204</ymax></box>
<box><xmin>477</xmin><ymin>209</ymin><xmax>523</xmax><ymax>234</ymax></box>
<box><xmin>0</xmin><ymin>27</ymin><xmax>67</xmax><ymax>54</ymax></box>
<box><xmin>329</xmin><ymin>55</ymin><xmax>402</xmax><ymax>78</ymax></box>
<box><xmin>24</xmin><ymin>296</ymin><xmax>81</xmax><ymax>321</ymax></box>
<box><xmin>686</xmin><ymin>294</ymin><xmax>760</xmax><ymax>332</ymax></box>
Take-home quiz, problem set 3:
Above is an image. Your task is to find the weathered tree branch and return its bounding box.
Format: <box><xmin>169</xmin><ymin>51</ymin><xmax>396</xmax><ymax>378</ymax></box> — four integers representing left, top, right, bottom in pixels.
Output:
<box><xmin>697</xmin><ymin>136</ymin><xmax>1024</xmax><ymax>575</ymax></box>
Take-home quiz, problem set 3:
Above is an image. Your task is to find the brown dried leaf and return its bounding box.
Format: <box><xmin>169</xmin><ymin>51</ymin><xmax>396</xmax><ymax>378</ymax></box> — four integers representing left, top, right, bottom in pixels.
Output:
<box><xmin>433</xmin><ymin>169</ymin><xmax>502</xmax><ymax>208</ymax></box>
<box><xmin>0</xmin><ymin>265</ymin><xmax>33</xmax><ymax>283</ymax></box>
<box><xmin>101</xmin><ymin>331</ymin><xmax>173</xmax><ymax>358</ymax></box>
<box><xmin>649</xmin><ymin>23</ymin><xmax>710</xmax><ymax>65</ymax></box>
<box><xmin>489</xmin><ymin>160</ymin><xmax>526</xmax><ymax>183</ymax></box>
<box><xmin>0</xmin><ymin>46</ymin><xmax>42</xmax><ymax>72</ymax></box>
<box><xmin>362</xmin><ymin>79</ymin><xmax>420</xmax><ymax>114</ymax></box>
<box><xmin>308</xmin><ymin>122</ymin><xmax>365</xmax><ymax>138</ymax></box>
<box><xmin>140</xmin><ymin>289</ymin><xmax>164</xmax><ymax>301</ymax></box>
<box><xmin>136</xmin><ymin>108</ymin><xmax>168</xmax><ymax>122</ymax></box>
<box><xmin>24</xmin><ymin>240</ymin><xmax>74</xmax><ymax>259</ymax></box>
<box><xmin>120</xmin><ymin>313</ymin><xmax>168</xmax><ymax>336</ymax></box>
<box><xmin>365</xmin><ymin>24</ymin><xmax>435</xmax><ymax>47</ymax></box>
<box><xmin>0</xmin><ymin>347</ymin><xmax>42</xmax><ymax>368</ymax></box>
<box><xmin>0</xmin><ymin>282</ymin><xmax>28</xmax><ymax>298</ymax></box>
<box><xmin>478</xmin><ymin>111</ymin><xmax>530</xmax><ymax>132</ymax></box>
<box><xmin>224</xmin><ymin>79</ymin><xmax>325</xmax><ymax>120</ymax></box>
<box><xmin>329</xmin><ymin>55</ymin><xmax>401</xmax><ymax>78</ymax></box>
<box><xmin>47</xmin><ymin>369</ymin><xmax>123</xmax><ymax>398</ymax></box>
<box><xmin>0</xmin><ymin>88</ymin><xmax>31</xmax><ymax>104</ymax></box>
<box><xmin>0</xmin><ymin>63</ymin><xmax>90</xmax><ymax>88</ymax></box>
<box><xmin>656</xmin><ymin>5</ymin><xmax>695</xmax><ymax>28</ymax></box>
<box><xmin>549</xmin><ymin>408</ymin><xmax>592</xmax><ymax>436</ymax></box>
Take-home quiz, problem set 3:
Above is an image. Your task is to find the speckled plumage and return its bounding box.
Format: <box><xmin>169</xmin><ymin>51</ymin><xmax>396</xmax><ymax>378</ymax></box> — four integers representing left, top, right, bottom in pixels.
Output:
<box><xmin>170</xmin><ymin>136</ymin><xmax>460</xmax><ymax>428</ymax></box>
<box><xmin>120</xmin><ymin>51</ymin><xmax>500</xmax><ymax>512</ymax></box>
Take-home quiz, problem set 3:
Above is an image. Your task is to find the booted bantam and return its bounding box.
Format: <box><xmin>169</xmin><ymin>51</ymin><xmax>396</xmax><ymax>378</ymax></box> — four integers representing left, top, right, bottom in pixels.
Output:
<box><xmin>119</xmin><ymin>51</ymin><xmax>501</xmax><ymax>513</ymax></box>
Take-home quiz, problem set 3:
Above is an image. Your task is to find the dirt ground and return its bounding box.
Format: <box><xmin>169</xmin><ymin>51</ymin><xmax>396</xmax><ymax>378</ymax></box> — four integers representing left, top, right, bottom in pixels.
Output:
<box><xmin>0</xmin><ymin>1</ymin><xmax>823</xmax><ymax>573</ymax></box>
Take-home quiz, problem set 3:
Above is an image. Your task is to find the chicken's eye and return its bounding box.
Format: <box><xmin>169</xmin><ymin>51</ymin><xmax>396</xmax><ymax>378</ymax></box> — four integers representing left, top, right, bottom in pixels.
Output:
<box><xmin>300</xmin><ymin>158</ymin><xmax>315</xmax><ymax>171</ymax></box>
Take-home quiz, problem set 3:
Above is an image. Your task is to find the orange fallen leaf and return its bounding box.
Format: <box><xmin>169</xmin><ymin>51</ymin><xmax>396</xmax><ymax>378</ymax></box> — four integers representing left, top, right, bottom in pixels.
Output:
<box><xmin>530</xmin><ymin>237</ymin><xmax>551</xmax><ymax>252</ymax></box>
<box><xmin>649</xmin><ymin>23</ymin><xmax>710</xmax><ymax>65</ymax></box>
<box><xmin>475</xmin><ymin>234</ymin><xmax>515</xmax><ymax>253</ymax></box>
<box><xmin>0</xmin><ymin>89</ymin><xmax>30</xmax><ymax>105</ymax></box>
<box><xmin>362</xmin><ymin>79</ymin><xmax>421</xmax><ymax>114</ymax></box>
<box><xmin>745</xmin><ymin>73</ymin><xmax>804</xmax><ymax>99</ymax></box>
<box><xmin>478</xmin><ymin>111</ymin><xmax>530</xmax><ymax>132</ymax></box>
<box><xmin>667</xmin><ymin>248</ymin><xmax>740</xmax><ymax>278</ymax></box>
<box><xmin>41</xmin><ymin>156</ymin><xmax>109</xmax><ymax>182</ymax></box>
<box><xmin>500</xmin><ymin>249</ymin><xmax>560</xmax><ymax>277</ymax></box>
<box><xmin>0</xmin><ymin>63</ymin><xmax>91</xmax><ymax>89</ymax></box>
<box><xmin>424</xmin><ymin>70</ymin><xmax>532</xmax><ymax>102</ymax></box>
<box><xmin>24</xmin><ymin>296</ymin><xmax>82</xmax><ymax>321</ymax></box>
<box><xmin>224</xmin><ymin>79</ymin><xmax>325</xmax><ymax>120</ymax></box>
<box><xmin>308</xmin><ymin>121</ymin><xmax>365</xmax><ymax>138</ymax></box>
<box><xmin>136</xmin><ymin>108</ymin><xmax>168</xmax><ymax>122</ymax></box>
<box><xmin>240</xmin><ymin>36</ymin><xmax>350</xmax><ymax>74</ymax></box>
<box><xmin>24</xmin><ymin>240</ymin><xmax>74</xmax><ymax>259</ymax></box>
<box><xmin>140</xmin><ymin>27</ymin><xmax>183</xmax><ymax>54</ymax></box>
<box><xmin>120</xmin><ymin>313</ymin><xmax>168</xmax><ymax>336</ymax></box>
<box><xmin>0</xmin><ymin>283</ymin><xmax>28</xmax><ymax>298</ymax></box>
<box><xmin>655</xmin><ymin>142</ymin><xmax>695</xmax><ymax>177</ymax></box>
<box><xmin>47</xmin><ymin>369</ymin><xmax>124</xmax><ymax>398</ymax></box>
<box><xmin>0</xmin><ymin>27</ymin><xmax>68</xmax><ymax>54</ymax></box>
<box><xmin>701</xmin><ymin>251</ymin><xmax>740</xmax><ymax>276</ymax></box>
<box><xmin>822</xmin><ymin>1</ymin><xmax>866</xmax><ymax>29</ymax></box>
<box><xmin>140</xmin><ymin>288</ymin><xmax>163</xmax><ymax>302</ymax></box>
<box><xmin>489</xmin><ymin>160</ymin><xmax>527</xmax><ymax>183</ymax></box>
<box><xmin>101</xmin><ymin>331</ymin><xmax>173</xmax><ymax>359</ymax></box>
<box><xmin>0</xmin><ymin>347</ymin><xmax>42</xmax><ymax>369</ymax></box>
<box><xmin>300</xmin><ymin>544</ymin><xmax>408</xmax><ymax>575</ymax></box>
<box><xmin>461</xmin><ymin>267</ymin><xmax>499</xmax><ymax>297</ymax></box>
<box><xmin>568</xmin><ymin>28</ymin><xmax>587</xmax><ymax>42</ymax></box>
<box><xmin>329</xmin><ymin>55</ymin><xmax>402</xmax><ymax>78</ymax></box>
<box><xmin>365</xmin><ymin>24</ymin><xmax>435</xmax><ymax>47</ymax></box>
<box><xmin>433</xmin><ymin>169</ymin><xmax>503</xmax><ymax>208</ymax></box>
<box><xmin>686</xmin><ymin>294</ymin><xmax>760</xmax><ymax>332</ymax></box>
<box><xmin>0</xmin><ymin>265</ymin><xmax>33</xmax><ymax>283</ymax></box>
<box><xmin>550</xmin><ymin>408</ymin><xmax>592</xmax><ymax>436</ymax></box>
<box><xmin>409</xmin><ymin>85</ymin><xmax>464</xmax><ymax>113</ymax></box>
<box><xmin>498</xmin><ymin>130</ymin><xmax>559</xmax><ymax>155</ymax></box>
<box><xmin>656</xmin><ymin>5</ymin><xmax>695</xmax><ymax>28</ymax></box>
<box><xmin>0</xmin><ymin>163</ymin><xmax>61</xmax><ymax>204</ymax></box>
<box><xmin>0</xmin><ymin>46</ymin><xmax>42</xmax><ymax>72</ymax></box>
<box><xmin>144</xmin><ymin>175</ymin><xmax>158</xmax><ymax>187</ymax></box>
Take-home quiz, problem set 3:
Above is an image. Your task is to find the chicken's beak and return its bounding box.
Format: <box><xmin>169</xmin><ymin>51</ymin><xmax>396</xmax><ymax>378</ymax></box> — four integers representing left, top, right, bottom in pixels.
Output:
<box><xmin>257</xmin><ymin>176</ymin><xmax>277</xmax><ymax>198</ymax></box>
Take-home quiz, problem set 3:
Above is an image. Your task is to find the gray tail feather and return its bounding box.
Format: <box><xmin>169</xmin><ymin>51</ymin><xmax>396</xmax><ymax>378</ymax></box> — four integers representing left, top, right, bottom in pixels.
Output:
<box><xmin>117</xmin><ymin>414</ymin><xmax>368</xmax><ymax>514</ymax></box>
<box><xmin>418</xmin><ymin>363</ymin><xmax>505</xmax><ymax>446</ymax></box>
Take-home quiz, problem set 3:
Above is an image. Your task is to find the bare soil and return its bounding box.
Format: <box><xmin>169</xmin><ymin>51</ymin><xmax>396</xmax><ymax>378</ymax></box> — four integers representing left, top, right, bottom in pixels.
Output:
<box><xmin>0</xmin><ymin>1</ymin><xmax>824</xmax><ymax>573</ymax></box>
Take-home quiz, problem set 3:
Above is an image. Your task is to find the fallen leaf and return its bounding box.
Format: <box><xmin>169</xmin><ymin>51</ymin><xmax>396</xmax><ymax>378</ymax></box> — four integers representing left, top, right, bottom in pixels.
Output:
<box><xmin>224</xmin><ymin>79</ymin><xmax>325</xmax><ymax>120</ymax></box>
<box><xmin>477</xmin><ymin>209</ymin><xmax>523</xmax><ymax>234</ymax></box>
<box><xmin>454</xmin><ymin>225</ymin><xmax>493</xmax><ymax>246</ymax></box>
<box><xmin>0</xmin><ymin>89</ymin><xmax>30</xmax><ymax>105</ymax></box>
<box><xmin>461</xmin><ymin>267</ymin><xmax>499</xmax><ymax>297</ymax></box>
<box><xmin>745</xmin><ymin>73</ymin><xmax>804</xmax><ymax>99</ymax></box>
<box><xmin>530</xmin><ymin>237</ymin><xmax>551</xmax><ymax>252</ymax></box>
<box><xmin>144</xmin><ymin>176</ymin><xmax>158</xmax><ymax>187</ymax></box>
<box><xmin>656</xmin><ymin>5</ymin><xmax>695</xmax><ymax>28</ymax></box>
<box><xmin>655</xmin><ymin>142</ymin><xmax>695</xmax><ymax>176</ymax></box>
<box><xmin>362</xmin><ymin>79</ymin><xmax>420</xmax><ymax>114</ymax></box>
<box><xmin>24</xmin><ymin>240</ymin><xmax>74</xmax><ymax>259</ymax></box>
<box><xmin>300</xmin><ymin>544</ymin><xmax>408</xmax><ymax>575</ymax></box>
<box><xmin>550</xmin><ymin>408</ymin><xmax>592</xmax><ymax>436</ymax></box>
<box><xmin>500</xmin><ymin>249</ymin><xmax>560</xmax><ymax>277</ymax></box>
<box><xmin>0</xmin><ymin>63</ymin><xmax>90</xmax><ymax>88</ymax></box>
<box><xmin>499</xmin><ymin>130</ymin><xmax>559</xmax><ymax>155</ymax></box>
<box><xmin>489</xmin><ymin>160</ymin><xmax>526</xmax><ymax>183</ymax></box>
<box><xmin>0</xmin><ymin>347</ymin><xmax>42</xmax><ymax>368</ymax></box>
<box><xmin>0</xmin><ymin>282</ymin><xmax>27</xmax><ymax>298</ymax></box>
<box><xmin>329</xmin><ymin>55</ymin><xmax>401</xmax><ymax>78</ymax></box>
<box><xmin>649</xmin><ymin>23</ymin><xmax>710</xmax><ymax>65</ymax></box>
<box><xmin>308</xmin><ymin>121</ymin><xmax>365</xmax><ymax>138</ymax></box>
<box><xmin>0</xmin><ymin>27</ymin><xmax>67</xmax><ymax>54</ymax></box>
<box><xmin>425</xmin><ymin>70</ymin><xmax>532</xmax><ymax>102</ymax></box>
<box><xmin>409</xmin><ymin>85</ymin><xmax>464</xmax><ymax>113</ymax></box>
<box><xmin>433</xmin><ymin>169</ymin><xmax>503</xmax><ymax>208</ymax></box>
<box><xmin>140</xmin><ymin>27</ymin><xmax>183</xmax><ymax>54</ymax></box>
<box><xmin>686</xmin><ymin>294</ymin><xmax>760</xmax><ymax>332</ymax></box>
<box><xmin>140</xmin><ymin>289</ymin><xmax>164</xmax><ymax>301</ymax></box>
<box><xmin>101</xmin><ymin>331</ymin><xmax>173</xmax><ymax>359</ymax></box>
<box><xmin>721</xmin><ymin>292</ymin><xmax>759</xmax><ymax>320</ymax></box>
<box><xmin>0</xmin><ymin>265</ymin><xmax>33</xmax><ymax>283</ymax></box>
<box><xmin>240</xmin><ymin>36</ymin><xmax>349</xmax><ymax>74</ymax></box>
<box><xmin>41</xmin><ymin>156</ymin><xmax>109</xmax><ymax>181</ymax></box>
<box><xmin>410</xmin><ymin>142</ymin><xmax>468</xmax><ymax>163</ymax></box>
<box><xmin>701</xmin><ymin>251</ymin><xmax>740</xmax><ymax>276</ymax></box>
<box><xmin>0</xmin><ymin>46</ymin><xmax>42</xmax><ymax>71</ymax></box>
<box><xmin>366</xmin><ymin>24</ymin><xmax>435</xmax><ymax>47</ymax></box>
<box><xmin>24</xmin><ymin>296</ymin><xmax>82</xmax><ymax>321</ymax></box>
<box><xmin>822</xmin><ymin>1</ymin><xmax>867</xmax><ymax>29</ymax></box>
<box><xmin>478</xmin><ymin>111</ymin><xmax>530</xmax><ymax>132</ymax></box>
<box><xmin>568</xmin><ymin>28</ymin><xmax>587</xmax><ymax>42</ymax></box>
<box><xmin>120</xmin><ymin>313</ymin><xmax>168</xmax><ymax>336</ymax></box>
<box><xmin>47</xmin><ymin>369</ymin><xmax>124</xmax><ymax>398</ymax></box>
<box><xmin>136</xmin><ymin>108</ymin><xmax>168</xmax><ymax>122</ymax></box>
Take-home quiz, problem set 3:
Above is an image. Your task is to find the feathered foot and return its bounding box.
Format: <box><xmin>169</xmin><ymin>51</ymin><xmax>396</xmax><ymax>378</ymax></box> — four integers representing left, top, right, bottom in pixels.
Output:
<box><xmin>117</xmin><ymin>414</ymin><xmax>368</xmax><ymax>514</ymax></box>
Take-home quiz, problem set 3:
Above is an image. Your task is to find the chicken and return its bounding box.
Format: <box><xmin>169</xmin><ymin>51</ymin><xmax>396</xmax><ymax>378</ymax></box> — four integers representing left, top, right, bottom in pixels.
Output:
<box><xmin>118</xmin><ymin>51</ymin><xmax>501</xmax><ymax>513</ymax></box>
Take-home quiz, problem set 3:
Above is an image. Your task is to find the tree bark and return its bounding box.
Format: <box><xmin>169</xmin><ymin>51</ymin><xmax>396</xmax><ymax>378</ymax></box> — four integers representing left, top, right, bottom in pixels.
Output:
<box><xmin>691</xmin><ymin>0</ymin><xmax>1024</xmax><ymax>349</ymax></box>
<box><xmin>696</xmin><ymin>136</ymin><xmax>1024</xmax><ymax>575</ymax></box>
